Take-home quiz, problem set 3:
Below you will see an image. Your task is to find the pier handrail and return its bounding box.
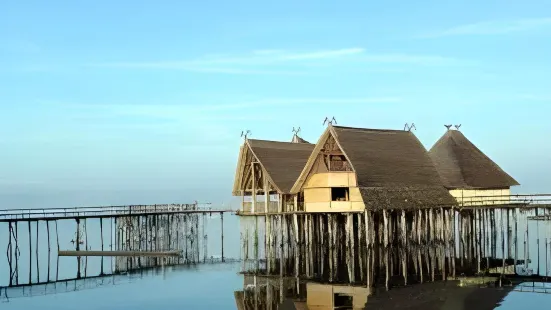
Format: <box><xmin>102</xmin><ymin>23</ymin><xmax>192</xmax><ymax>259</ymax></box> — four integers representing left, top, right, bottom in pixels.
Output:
<box><xmin>0</xmin><ymin>203</ymin><xmax>236</xmax><ymax>222</ymax></box>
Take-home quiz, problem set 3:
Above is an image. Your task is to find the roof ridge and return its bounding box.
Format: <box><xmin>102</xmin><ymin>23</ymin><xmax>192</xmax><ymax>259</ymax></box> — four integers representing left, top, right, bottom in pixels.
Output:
<box><xmin>248</xmin><ymin>138</ymin><xmax>312</xmax><ymax>145</ymax></box>
<box><xmin>332</xmin><ymin>125</ymin><xmax>407</xmax><ymax>133</ymax></box>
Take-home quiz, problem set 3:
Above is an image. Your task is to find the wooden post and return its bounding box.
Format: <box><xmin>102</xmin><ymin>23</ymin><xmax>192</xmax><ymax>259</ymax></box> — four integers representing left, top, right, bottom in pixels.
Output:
<box><xmin>507</xmin><ymin>209</ymin><xmax>512</xmax><ymax>259</ymax></box>
<box><xmin>514</xmin><ymin>209</ymin><xmax>518</xmax><ymax>275</ymax></box>
<box><xmin>55</xmin><ymin>220</ymin><xmax>59</xmax><ymax>281</ymax></box>
<box><xmin>36</xmin><ymin>221</ymin><xmax>40</xmax><ymax>283</ymax></box>
<box><xmin>365</xmin><ymin>210</ymin><xmax>370</xmax><ymax>288</ymax></box>
<box><xmin>47</xmin><ymin>220</ymin><xmax>51</xmax><ymax>282</ymax></box>
<box><xmin>431</xmin><ymin>209</ymin><xmax>436</xmax><ymax>280</ymax></box>
<box><xmin>76</xmin><ymin>218</ymin><xmax>81</xmax><ymax>279</ymax></box>
<box><xmin>8</xmin><ymin>222</ymin><xmax>13</xmax><ymax>286</ymax></box>
<box><xmin>15</xmin><ymin>222</ymin><xmax>19</xmax><ymax>285</ymax></box>
<box><xmin>328</xmin><ymin>214</ymin><xmax>334</xmax><ymax>282</ymax></box>
<box><xmin>418</xmin><ymin>210</ymin><xmax>424</xmax><ymax>283</ymax></box>
<box><xmin>346</xmin><ymin>213</ymin><xmax>352</xmax><ymax>282</ymax></box>
<box><xmin>252</xmin><ymin>162</ymin><xmax>256</xmax><ymax>214</ymax></box>
<box><xmin>28</xmin><ymin>221</ymin><xmax>31</xmax><ymax>284</ymax></box>
<box><xmin>501</xmin><ymin>209</ymin><xmax>506</xmax><ymax>285</ymax></box>
<box><xmin>293</xmin><ymin>213</ymin><xmax>299</xmax><ymax>277</ymax></box>
<box><xmin>221</xmin><ymin>212</ymin><xmax>225</xmax><ymax>262</ymax></box>
<box><xmin>280</xmin><ymin>214</ymin><xmax>285</xmax><ymax>280</ymax></box>
<box><xmin>85</xmin><ymin>218</ymin><xmax>89</xmax><ymax>276</ymax></box>
<box><xmin>100</xmin><ymin>218</ymin><xmax>105</xmax><ymax>274</ymax></box>
<box><xmin>309</xmin><ymin>215</ymin><xmax>314</xmax><ymax>277</ymax></box>
<box><xmin>357</xmin><ymin>213</ymin><xmax>364</xmax><ymax>283</ymax></box>
<box><xmin>402</xmin><ymin>210</ymin><xmax>408</xmax><ymax>285</ymax></box>
<box><xmin>536</xmin><ymin>208</ymin><xmax>541</xmax><ymax>276</ymax></box>
<box><xmin>320</xmin><ymin>215</ymin><xmax>325</xmax><ymax>277</ymax></box>
<box><xmin>383</xmin><ymin>210</ymin><xmax>389</xmax><ymax>290</ymax></box>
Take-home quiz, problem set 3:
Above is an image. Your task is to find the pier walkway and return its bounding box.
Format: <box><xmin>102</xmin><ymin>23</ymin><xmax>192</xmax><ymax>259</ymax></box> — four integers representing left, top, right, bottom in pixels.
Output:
<box><xmin>0</xmin><ymin>203</ymin><xmax>235</xmax><ymax>222</ymax></box>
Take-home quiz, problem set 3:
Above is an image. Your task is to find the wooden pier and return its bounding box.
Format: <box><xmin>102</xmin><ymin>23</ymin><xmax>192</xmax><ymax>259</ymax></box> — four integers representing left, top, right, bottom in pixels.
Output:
<box><xmin>238</xmin><ymin>195</ymin><xmax>551</xmax><ymax>291</ymax></box>
<box><xmin>1</xmin><ymin>203</ymin><xmax>236</xmax><ymax>287</ymax></box>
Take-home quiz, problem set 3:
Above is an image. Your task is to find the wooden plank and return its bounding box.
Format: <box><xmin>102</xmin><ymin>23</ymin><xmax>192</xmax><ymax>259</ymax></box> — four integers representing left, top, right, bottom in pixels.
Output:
<box><xmin>58</xmin><ymin>250</ymin><xmax>182</xmax><ymax>257</ymax></box>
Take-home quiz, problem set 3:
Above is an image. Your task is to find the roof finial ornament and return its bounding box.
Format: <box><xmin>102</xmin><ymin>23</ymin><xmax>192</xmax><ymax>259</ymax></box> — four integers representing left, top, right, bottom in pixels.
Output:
<box><xmin>454</xmin><ymin>124</ymin><xmax>462</xmax><ymax>130</ymax></box>
<box><xmin>444</xmin><ymin>124</ymin><xmax>452</xmax><ymax>131</ymax></box>
<box><xmin>404</xmin><ymin>123</ymin><xmax>416</xmax><ymax>132</ymax></box>
<box><xmin>292</xmin><ymin>127</ymin><xmax>301</xmax><ymax>136</ymax></box>
<box><xmin>323</xmin><ymin>117</ymin><xmax>337</xmax><ymax>126</ymax></box>
<box><xmin>241</xmin><ymin>130</ymin><xmax>251</xmax><ymax>141</ymax></box>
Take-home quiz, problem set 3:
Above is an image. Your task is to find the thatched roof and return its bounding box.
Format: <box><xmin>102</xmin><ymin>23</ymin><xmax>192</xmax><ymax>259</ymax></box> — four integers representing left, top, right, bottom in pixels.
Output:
<box><xmin>332</xmin><ymin>126</ymin><xmax>446</xmax><ymax>187</ymax></box>
<box><xmin>232</xmin><ymin>139</ymin><xmax>314</xmax><ymax>195</ymax></box>
<box><xmin>428</xmin><ymin>130</ymin><xmax>519</xmax><ymax>189</ymax></box>
<box><xmin>360</xmin><ymin>186</ymin><xmax>457</xmax><ymax>210</ymax></box>
<box><xmin>291</xmin><ymin>125</ymin><xmax>455</xmax><ymax>207</ymax></box>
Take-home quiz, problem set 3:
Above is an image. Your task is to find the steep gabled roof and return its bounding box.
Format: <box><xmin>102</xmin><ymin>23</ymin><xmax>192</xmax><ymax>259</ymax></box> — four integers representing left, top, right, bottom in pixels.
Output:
<box><xmin>292</xmin><ymin>125</ymin><xmax>448</xmax><ymax>190</ymax></box>
<box><xmin>232</xmin><ymin>139</ymin><xmax>314</xmax><ymax>195</ymax></box>
<box><xmin>333</xmin><ymin>126</ymin><xmax>445</xmax><ymax>187</ymax></box>
<box><xmin>428</xmin><ymin>130</ymin><xmax>519</xmax><ymax>189</ymax></box>
<box><xmin>290</xmin><ymin>125</ymin><xmax>456</xmax><ymax>207</ymax></box>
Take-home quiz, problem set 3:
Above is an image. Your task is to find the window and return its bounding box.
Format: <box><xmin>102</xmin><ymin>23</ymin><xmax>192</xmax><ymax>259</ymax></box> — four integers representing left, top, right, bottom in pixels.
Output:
<box><xmin>331</xmin><ymin>187</ymin><xmax>349</xmax><ymax>201</ymax></box>
<box><xmin>334</xmin><ymin>293</ymin><xmax>353</xmax><ymax>309</ymax></box>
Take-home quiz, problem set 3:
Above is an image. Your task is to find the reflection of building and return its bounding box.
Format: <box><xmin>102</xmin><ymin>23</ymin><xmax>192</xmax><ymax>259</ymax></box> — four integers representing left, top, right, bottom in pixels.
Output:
<box><xmin>234</xmin><ymin>275</ymin><xmax>369</xmax><ymax>310</ymax></box>
<box><xmin>305</xmin><ymin>282</ymin><xmax>369</xmax><ymax>310</ymax></box>
<box><xmin>290</xmin><ymin>125</ymin><xmax>455</xmax><ymax>212</ymax></box>
<box><xmin>233</xmin><ymin>134</ymin><xmax>314</xmax><ymax>213</ymax></box>
<box><xmin>429</xmin><ymin>128</ymin><xmax>519</xmax><ymax>206</ymax></box>
<box><xmin>234</xmin><ymin>275</ymin><xmax>303</xmax><ymax>310</ymax></box>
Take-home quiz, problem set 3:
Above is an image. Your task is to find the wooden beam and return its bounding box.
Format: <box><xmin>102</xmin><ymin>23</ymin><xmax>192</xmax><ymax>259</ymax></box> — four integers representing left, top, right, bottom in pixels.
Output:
<box><xmin>58</xmin><ymin>250</ymin><xmax>182</xmax><ymax>257</ymax></box>
<box><xmin>252</xmin><ymin>162</ymin><xmax>257</xmax><ymax>213</ymax></box>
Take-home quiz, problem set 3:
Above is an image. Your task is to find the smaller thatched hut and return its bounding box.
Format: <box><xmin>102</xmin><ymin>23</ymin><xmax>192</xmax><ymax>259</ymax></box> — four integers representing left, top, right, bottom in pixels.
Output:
<box><xmin>429</xmin><ymin>128</ymin><xmax>519</xmax><ymax>206</ymax></box>
<box><xmin>232</xmin><ymin>133</ymin><xmax>314</xmax><ymax>213</ymax></box>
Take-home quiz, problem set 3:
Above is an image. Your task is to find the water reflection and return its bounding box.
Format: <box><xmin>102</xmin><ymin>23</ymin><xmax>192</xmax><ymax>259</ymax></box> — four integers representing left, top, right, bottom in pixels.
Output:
<box><xmin>235</xmin><ymin>273</ymin><xmax>551</xmax><ymax>310</ymax></box>
<box><xmin>2</xmin><ymin>262</ymin><xmax>551</xmax><ymax>309</ymax></box>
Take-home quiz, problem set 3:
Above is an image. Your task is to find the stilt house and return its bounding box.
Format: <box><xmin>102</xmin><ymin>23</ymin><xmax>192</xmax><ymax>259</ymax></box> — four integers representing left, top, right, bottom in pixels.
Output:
<box><xmin>290</xmin><ymin>125</ymin><xmax>456</xmax><ymax>212</ymax></box>
<box><xmin>428</xmin><ymin>127</ymin><xmax>519</xmax><ymax>206</ymax></box>
<box><xmin>233</xmin><ymin>133</ymin><xmax>314</xmax><ymax>213</ymax></box>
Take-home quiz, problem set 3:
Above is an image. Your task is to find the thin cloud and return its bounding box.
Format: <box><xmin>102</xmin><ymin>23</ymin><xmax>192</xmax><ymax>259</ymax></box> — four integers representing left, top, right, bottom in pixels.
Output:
<box><xmin>88</xmin><ymin>48</ymin><xmax>460</xmax><ymax>74</ymax></box>
<box><xmin>90</xmin><ymin>48</ymin><xmax>364</xmax><ymax>68</ymax></box>
<box><xmin>166</xmin><ymin>97</ymin><xmax>402</xmax><ymax>112</ymax></box>
<box><xmin>279</xmin><ymin>48</ymin><xmax>365</xmax><ymax>60</ymax></box>
<box><xmin>55</xmin><ymin>97</ymin><xmax>401</xmax><ymax>120</ymax></box>
<box><xmin>420</xmin><ymin>17</ymin><xmax>551</xmax><ymax>38</ymax></box>
<box><xmin>519</xmin><ymin>94</ymin><xmax>551</xmax><ymax>102</ymax></box>
<box><xmin>360</xmin><ymin>54</ymin><xmax>463</xmax><ymax>65</ymax></box>
<box><xmin>1</xmin><ymin>39</ymin><xmax>41</xmax><ymax>54</ymax></box>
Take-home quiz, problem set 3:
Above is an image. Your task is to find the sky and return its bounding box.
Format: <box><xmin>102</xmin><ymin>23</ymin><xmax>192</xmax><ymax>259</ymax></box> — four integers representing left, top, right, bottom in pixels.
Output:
<box><xmin>1</xmin><ymin>0</ymin><xmax>551</xmax><ymax>208</ymax></box>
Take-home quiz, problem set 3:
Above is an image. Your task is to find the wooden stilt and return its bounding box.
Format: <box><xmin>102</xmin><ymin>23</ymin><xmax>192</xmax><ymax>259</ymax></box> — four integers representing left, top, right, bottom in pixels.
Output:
<box><xmin>36</xmin><ymin>221</ymin><xmax>40</xmax><ymax>283</ymax></box>
<box><xmin>100</xmin><ymin>218</ymin><xmax>105</xmax><ymax>275</ymax></box>
<box><xmin>46</xmin><ymin>220</ymin><xmax>51</xmax><ymax>282</ymax></box>
<box><xmin>383</xmin><ymin>209</ymin><xmax>390</xmax><ymax>290</ymax></box>
<box><xmin>28</xmin><ymin>221</ymin><xmax>32</xmax><ymax>284</ymax></box>
<box><xmin>55</xmin><ymin>220</ymin><xmax>60</xmax><ymax>281</ymax></box>
<box><xmin>8</xmin><ymin>222</ymin><xmax>13</xmax><ymax>286</ymax></box>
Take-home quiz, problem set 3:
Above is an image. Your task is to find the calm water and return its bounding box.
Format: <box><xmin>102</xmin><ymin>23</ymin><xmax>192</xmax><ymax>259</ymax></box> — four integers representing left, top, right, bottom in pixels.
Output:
<box><xmin>1</xmin><ymin>263</ymin><xmax>243</xmax><ymax>309</ymax></box>
<box><xmin>2</xmin><ymin>202</ymin><xmax>551</xmax><ymax>308</ymax></box>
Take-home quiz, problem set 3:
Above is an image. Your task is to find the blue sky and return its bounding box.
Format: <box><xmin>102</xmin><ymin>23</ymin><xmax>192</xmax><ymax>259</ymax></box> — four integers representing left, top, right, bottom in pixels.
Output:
<box><xmin>1</xmin><ymin>0</ymin><xmax>551</xmax><ymax>207</ymax></box>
